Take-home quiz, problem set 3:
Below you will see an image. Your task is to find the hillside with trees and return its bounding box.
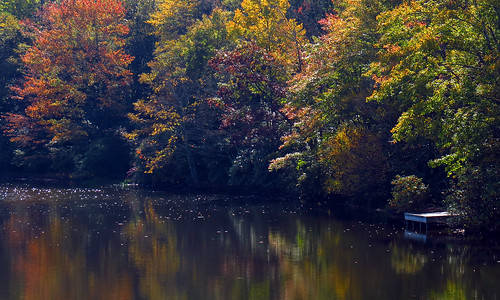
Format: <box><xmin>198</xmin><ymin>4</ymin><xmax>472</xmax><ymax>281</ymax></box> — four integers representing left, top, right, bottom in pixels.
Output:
<box><xmin>1</xmin><ymin>0</ymin><xmax>498</xmax><ymax>232</ymax></box>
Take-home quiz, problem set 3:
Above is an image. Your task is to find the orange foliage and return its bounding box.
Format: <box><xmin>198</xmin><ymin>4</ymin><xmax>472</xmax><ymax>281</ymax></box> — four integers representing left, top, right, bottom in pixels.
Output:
<box><xmin>6</xmin><ymin>0</ymin><xmax>133</xmax><ymax>145</ymax></box>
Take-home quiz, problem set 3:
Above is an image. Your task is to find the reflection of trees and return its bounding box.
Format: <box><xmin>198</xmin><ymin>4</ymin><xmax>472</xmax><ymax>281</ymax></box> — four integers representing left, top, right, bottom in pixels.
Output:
<box><xmin>266</xmin><ymin>219</ymin><xmax>499</xmax><ymax>300</ymax></box>
<box><xmin>0</xmin><ymin>187</ymin><xmax>498</xmax><ymax>300</ymax></box>
<box><xmin>124</xmin><ymin>200</ymin><xmax>184</xmax><ymax>300</ymax></box>
<box><xmin>268</xmin><ymin>220</ymin><xmax>359</xmax><ymax>300</ymax></box>
<box><xmin>390</xmin><ymin>244</ymin><xmax>427</xmax><ymax>274</ymax></box>
<box><xmin>430</xmin><ymin>280</ymin><xmax>467</xmax><ymax>300</ymax></box>
<box><xmin>121</xmin><ymin>202</ymin><xmax>278</xmax><ymax>300</ymax></box>
<box><xmin>5</xmin><ymin>213</ymin><xmax>88</xmax><ymax>300</ymax></box>
<box><xmin>185</xmin><ymin>211</ymin><xmax>277</xmax><ymax>300</ymax></box>
<box><xmin>2</xmin><ymin>192</ymin><xmax>186</xmax><ymax>300</ymax></box>
<box><xmin>3</xmin><ymin>213</ymin><xmax>134</xmax><ymax>300</ymax></box>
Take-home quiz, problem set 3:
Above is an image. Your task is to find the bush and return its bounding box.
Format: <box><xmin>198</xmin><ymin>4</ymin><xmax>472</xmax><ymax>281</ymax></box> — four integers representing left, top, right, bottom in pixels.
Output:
<box><xmin>79</xmin><ymin>136</ymin><xmax>131</xmax><ymax>179</ymax></box>
<box><xmin>389</xmin><ymin>175</ymin><xmax>429</xmax><ymax>212</ymax></box>
<box><xmin>445</xmin><ymin>165</ymin><xmax>500</xmax><ymax>232</ymax></box>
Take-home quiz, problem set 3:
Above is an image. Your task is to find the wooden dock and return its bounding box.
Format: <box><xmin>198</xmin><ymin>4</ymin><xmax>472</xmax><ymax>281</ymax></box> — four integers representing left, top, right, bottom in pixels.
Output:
<box><xmin>405</xmin><ymin>212</ymin><xmax>453</xmax><ymax>224</ymax></box>
<box><xmin>404</xmin><ymin>212</ymin><xmax>454</xmax><ymax>233</ymax></box>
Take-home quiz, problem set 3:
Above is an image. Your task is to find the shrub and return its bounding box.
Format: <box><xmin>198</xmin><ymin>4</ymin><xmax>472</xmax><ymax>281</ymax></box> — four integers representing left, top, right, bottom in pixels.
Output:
<box><xmin>389</xmin><ymin>175</ymin><xmax>429</xmax><ymax>212</ymax></box>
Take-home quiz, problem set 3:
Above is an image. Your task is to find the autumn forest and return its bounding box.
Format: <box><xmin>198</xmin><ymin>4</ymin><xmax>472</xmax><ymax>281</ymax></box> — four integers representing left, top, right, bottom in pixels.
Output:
<box><xmin>0</xmin><ymin>0</ymin><xmax>499</xmax><ymax>232</ymax></box>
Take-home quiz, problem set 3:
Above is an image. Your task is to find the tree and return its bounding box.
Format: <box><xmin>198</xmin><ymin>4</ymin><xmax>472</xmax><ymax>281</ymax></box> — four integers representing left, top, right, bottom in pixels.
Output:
<box><xmin>0</xmin><ymin>13</ymin><xmax>22</xmax><ymax>106</ymax></box>
<box><xmin>209</xmin><ymin>42</ymin><xmax>290</xmax><ymax>187</ymax></box>
<box><xmin>227</xmin><ymin>0</ymin><xmax>307</xmax><ymax>70</ymax></box>
<box><xmin>148</xmin><ymin>0</ymin><xmax>199</xmax><ymax>40</ymax></box>
<box><xmin>270</xmin><ymin>0</ymin><xmax>391</xmax><ymax>201</ymax></box>
<box><xmin>0</xmin><ymin>0</ymin><xmax>43</xmax><ymax>19</ymax></box>
<box><xmin>369</xmin><ymin>0</ymin><xmax>500</xmax><ymax>230</ymax></box>
<box><xmin>4</xmin><ymin>0</ymin><xmax>133</xmax><ymax>176</ymax></box>
<box><xmin>0</xmin><ymin>0</ymin><xmax>46</xmax><ymax>174</ymax></box>
<box><xmin>289</xmin><ymin>0</ymin><xmax>334</xmax><ymax>38</ymax></box>
<box><xmin>123</xmin><ymin>0</ymin><xmax>158</xmax><ymax>102</ymax></box>
<box><xmin>127</xmin><ymin>7</ymin><xmax>232</xmax><ymax>186</ymax></box>
<box><xmin>0</xmin><ymin>12</ymin><xmax>23</xmax><ymax>173</ymax></box>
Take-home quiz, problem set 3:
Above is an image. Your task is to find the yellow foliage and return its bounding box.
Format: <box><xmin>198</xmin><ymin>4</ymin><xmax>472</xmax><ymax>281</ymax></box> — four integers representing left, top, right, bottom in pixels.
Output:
<box><xmin>319</xmin><ymin>125</ymin><xmax>388</xmax><ymax>196</ymax></box>
<box><xmin>227</xmin><ymin>0</ymin><xmax>306</xmax><ymax>69</ymax></box>
<box><xmin>127</xmin><ymin>98</ymin><xmax>181</xmax><ymax>173</ymax></box>
<box><xmin>148</xmin><ymin>0</ymin><xmax>198</xmax><ymax>40</ymax></box>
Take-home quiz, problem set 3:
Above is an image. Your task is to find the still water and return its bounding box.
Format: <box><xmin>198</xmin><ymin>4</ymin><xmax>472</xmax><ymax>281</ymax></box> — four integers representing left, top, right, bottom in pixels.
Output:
<box><xmin>0</xmin><ymin>184</ymin><xmax>498</xmax><ymax>300</ymax></box>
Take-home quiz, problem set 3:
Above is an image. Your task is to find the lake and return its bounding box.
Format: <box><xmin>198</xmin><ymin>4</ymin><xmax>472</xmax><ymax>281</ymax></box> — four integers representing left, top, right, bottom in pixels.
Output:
<box><xmin>0</xmin><ymin>183</ymin><xmax>498</xmax><ymax>300</ymax></box>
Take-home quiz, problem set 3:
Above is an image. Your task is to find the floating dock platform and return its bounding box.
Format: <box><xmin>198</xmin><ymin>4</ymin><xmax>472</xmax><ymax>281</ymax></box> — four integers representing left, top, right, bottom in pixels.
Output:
<box><xmin>404</xmin><ymin>212</ymin><xmax>454</xmax><ymax>233</ymax></box>
<box><xmin>404</xmin><ymin>212</ymin><xmax>453</xmax><ymax>224</ymax></box>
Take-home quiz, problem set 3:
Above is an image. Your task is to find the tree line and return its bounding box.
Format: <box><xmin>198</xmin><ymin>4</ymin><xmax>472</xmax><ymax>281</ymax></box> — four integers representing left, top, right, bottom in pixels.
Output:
<box><xmin>0</xmin><ymin>0</ymin><xmax>498</xmax><ymax>231</ymax></box>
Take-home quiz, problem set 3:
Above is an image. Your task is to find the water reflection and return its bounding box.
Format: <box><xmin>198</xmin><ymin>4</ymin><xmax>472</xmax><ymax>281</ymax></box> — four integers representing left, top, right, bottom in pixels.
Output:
<box><xmin>0</xmin><ymin>184</ymin><xmax>498</xmax><ymax>300</ymax></box>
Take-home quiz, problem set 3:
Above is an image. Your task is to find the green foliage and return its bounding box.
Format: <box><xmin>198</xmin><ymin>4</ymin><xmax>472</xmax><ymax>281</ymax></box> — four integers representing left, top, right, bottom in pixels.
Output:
<box><xmin>222</xmin><ymin>0</ymin><xmax>243</xmax><ymax>11</ymax></box>
<box><xmin>0</xmin><ymin>12</ymin><xmax>24</xmax><ymax>173</ymax></box>
<box><xmin>0</xmin><ymin>12</ymin><xmax>21</xmax><ymax>104</ymax></box>
<box><xmin>0</xmin><ymin>0</ymin><xmax>497</xmax><ymax>231</ymax></box>
<box><xmin>369</xmin><ymin>0</ymin><xmax>500</xmax><ymax>229</ymax></box>
<box><xmin>0</xmin><ymin>0</ymin><xmax>42</xmax><ymax>19</ymax></box>
<box><xmin>271</xmin><ymin>0</ymin><xmax>391</xmax><ymax>202</ymax></box>
<box><xmin>445</xmin><ymin>165</ymin><xmax>500</xmax><ymax>232</ymax></box>
<box><xmin>389</xmin><ymin>175</ymin><xmax>429</xmax><ymax>212</ymax></box>
<box><xmin>128</xmin><ymin>7</ymin><xmax>233</xmax><ymax>186</ymax></box>
<box><xmin>123</xmin><ymin>0</ymin><xmax>158</xmax><ymax>101</ymax></box>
